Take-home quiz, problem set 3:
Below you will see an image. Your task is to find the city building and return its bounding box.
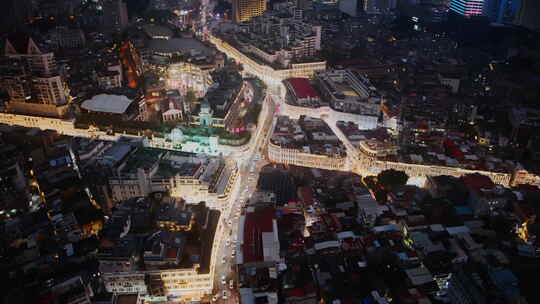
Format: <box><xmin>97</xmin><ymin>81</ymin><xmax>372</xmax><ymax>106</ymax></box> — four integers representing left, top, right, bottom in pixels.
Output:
<box><xmin>233</xmin><ymin>0</ymin><xmax>267</xmax><ymax>23</ymax></box>
<box><xmin>232</xmin><ymin>9</ymin><xmax>322</xmax><ymax>68</ymax></box>
<box><xmin>49</xmin><ymin>26</ymin><xmax>86</xmax><ymax>49</ymax></box>
<box><xmin>364</xmin><ymin>0</ymin><xmax>398</xmax><ymax>14</ymax></box>
<box><xmin>2</xmin><ymin>35</ymin><xmax>70</xmax><ymax>117</ymax></box>
<box><xmin>102</xmin><ymin>0</ymin><xmax>129</xmax><ymax>32</ymax></box>
<box><xmin>98</xmin><ymin>198</ymin><xmax>219</xmax><ymax>301</ymax></box>
<box><xmin>450</xmin><ymin>0</ymin><xmax>485</xmax><ymax>17</ymax></box>
<box><xmin>49</xmin><ymin>276</ymin><xmax>94</xmax><ymax>304</ymax></box>
<box><xmin>484</xmin><ymin>0</ymin><xmax>521</xmax><ymax>23</ymax></box>
<box><xmin>515</xmin><ymin>0</ymin><xmax>540</xmax><ymax>31</ymax></box>
<box><xmin>80</xmin><ymin>94</ymin><xmax>140</xmax><ymax>121</ymax></box>
<box><xmin>108</xmin><ymin>148</ymin><xmax>237</xmax><ymax>209</ymax></box>
<box><xmin>283</xmin><ymin>78</ymin><xmax>325</xmax><ymax>108</ymax></box>
<box><xmin>339</xmin><ymin>0</ymin><xmax>363</xmax><ymax>17</ymax></box>
<box><xmin>314</xmin><ymin>69</ymin><xmax>381</xmax><ymax>129</ymax></box>
<box><xmin>96</xmin><ymin>70</ymin><xmax>123</xmax><ymax>90</ymax></box>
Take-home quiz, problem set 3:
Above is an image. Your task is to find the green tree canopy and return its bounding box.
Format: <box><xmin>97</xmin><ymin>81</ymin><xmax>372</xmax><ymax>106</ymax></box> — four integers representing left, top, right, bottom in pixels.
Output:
<box><xmin>377</xmin><ymin>169</ymin><xmax>409</xmax><ymax>191</ymax></box>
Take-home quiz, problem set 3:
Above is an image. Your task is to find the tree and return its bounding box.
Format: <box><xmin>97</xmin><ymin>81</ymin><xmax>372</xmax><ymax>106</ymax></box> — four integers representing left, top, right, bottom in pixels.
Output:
<box><xmin>184</xmin><ymin>90</ymin><xmax>197</xmax><ymax>115</ymax></box>
<box><xmin>377</xmin><ymin>169</ymin><xmax>409</xmax><ymax>191</ymax></box>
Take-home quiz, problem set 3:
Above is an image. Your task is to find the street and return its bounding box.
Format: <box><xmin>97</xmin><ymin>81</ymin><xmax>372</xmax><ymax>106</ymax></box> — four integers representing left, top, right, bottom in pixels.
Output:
<box><xmin>210</xmin><ymin>92</ymin><xmax>277</xmax><ymax>304</ymax></box>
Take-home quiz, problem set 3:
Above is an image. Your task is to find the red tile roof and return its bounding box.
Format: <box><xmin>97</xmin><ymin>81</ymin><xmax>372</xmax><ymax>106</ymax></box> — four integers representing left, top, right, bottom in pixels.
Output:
<box><xmin>285</xmin><ymin>78</ymin><xmax>319</xmax><ymax>99</ymax></box>
<box><xmin>298</xmin><ymin>187</ymin><xmax>314</xmax><ymax>206</ymax></box>
<box><xmin>242</xmin><ymin>208</ymin><xmax>276</xmax><ymax>263</ymax></box>
<box><xmin>444</xmin><ymin>138</ymin><xmax>464</xmax><ymax>160</ymax></box>
<box><xmin>461</xmin><ymin>174</ymin><xmax>495</xmax><ymax>192</ymax></box>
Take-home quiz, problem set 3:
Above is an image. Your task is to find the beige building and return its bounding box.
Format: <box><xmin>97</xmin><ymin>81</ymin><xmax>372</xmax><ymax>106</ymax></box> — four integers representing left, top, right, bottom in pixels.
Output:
<box><xmin>108</xmin><ymin>149</ymin><xmax>238</xmax><ymax>210</ymax></box>
<box><xmin>233</xmin><ymin>0</ymin><xmax>267</xmax><ymax>23</ymax></box>
<box><xmin>2</xmin><ymin>36</ymin><xmax>69</xmax><ymax>117</ymax></box>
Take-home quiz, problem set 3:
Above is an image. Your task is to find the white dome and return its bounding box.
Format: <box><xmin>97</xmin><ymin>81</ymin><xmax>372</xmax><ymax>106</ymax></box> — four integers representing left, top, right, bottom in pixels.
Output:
<box><xmin>170</xmin><ymin>128</ymin><xmax>184</xmax><ymax>142</ymax></box>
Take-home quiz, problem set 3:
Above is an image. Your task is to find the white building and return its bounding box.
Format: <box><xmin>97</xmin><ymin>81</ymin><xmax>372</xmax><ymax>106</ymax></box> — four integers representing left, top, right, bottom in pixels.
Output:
<box><xmin>108</xmin><ymin>149</ymin><xmax>237</xmax><ymax>210</ymax></box>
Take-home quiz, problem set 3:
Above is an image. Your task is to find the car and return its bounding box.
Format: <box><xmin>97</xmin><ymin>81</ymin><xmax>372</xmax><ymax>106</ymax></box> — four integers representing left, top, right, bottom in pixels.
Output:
<box><xmin>231</xmin><ymin>249</ymin><xmax>236</xmax><ymax>256</ymax></box>
<box><xmin>222</xmin><ymin>257</ymin><xmax>226</xmax><ymax>263</ymax></box>
<box><xmin>221</xmin><ymin>275</ymin><xmax>226</xmax><ymax>285</ymax></box>
<box><xmin>226</xmin><ymin>240</ymin><xmax>230</xmax><ymax>247</ymax></box>
<box><xmin>212</xmin><ymin>295</ymin><xmax>219</xmax><ymax>302</ymax></box>
<box><xmin>229</xmin><ymin>280</ymin><xmax>234</xmax><ymax>289</ymax></box>
<box><xmin>222</xmin><ymin>291</ymin><xmax>228</xmax><ymax>299</ymax></box>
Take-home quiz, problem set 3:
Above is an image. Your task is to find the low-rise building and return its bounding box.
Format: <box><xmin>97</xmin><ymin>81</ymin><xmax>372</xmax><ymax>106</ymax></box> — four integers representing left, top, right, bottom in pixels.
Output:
<box><xmin>108</xmin><ymin>148</ymin><xmax>237</xmax><ymax>209</ymax></box>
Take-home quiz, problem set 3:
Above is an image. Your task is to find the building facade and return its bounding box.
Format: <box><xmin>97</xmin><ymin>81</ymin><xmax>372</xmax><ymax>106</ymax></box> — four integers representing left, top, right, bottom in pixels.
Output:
<box><xmin>2</xmin><ymin>36</ymin><xmax>69</xmax><ymax>117</ymax></box>
<box><xmin>233</xmin><ymin>0</ymin><xmax>267</xmax><ymax>23</ymax></box>
<box><xmin>450</xmin><ymin>0</ymin><xmax>485</xmax><ymax>17</ymax></box>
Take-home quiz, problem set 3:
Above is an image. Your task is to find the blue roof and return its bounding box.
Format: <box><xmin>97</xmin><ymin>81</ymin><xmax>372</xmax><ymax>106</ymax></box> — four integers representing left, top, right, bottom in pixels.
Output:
<box><xmin>103</xmin><ymin>143</ymin><xmax>131</xmax><ymax>162</ymax></box>
<box><xmin>455</xmin><ymin>206</ymin><xmax>473</xmax><ymax>216</ymax></box>
<box><xmin>489</xmin><ymin>269</ymin><xmax>520</xmax><ymax>298</ymax></box>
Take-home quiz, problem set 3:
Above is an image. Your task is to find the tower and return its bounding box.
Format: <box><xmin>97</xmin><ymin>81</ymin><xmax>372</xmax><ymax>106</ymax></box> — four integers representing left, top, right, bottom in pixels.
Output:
<box><xmin>484</xmin><ymin>0</ymin><xmax>522</xmax><ymax>23</ymax></box>
<box><xmin>363</xmin><ymin>0</ymin><xmax>397</xmax><ymax>14</ymax></box>
<box><xmin>102</xmin><ymin>0</ymin><xmax>129</xmax><ymax>32</ymax></box>
<box><xmin>449</xmin><ymin>0</ymin><xmax>486</xmax><ymax>17</ymax></box>
<box><xmin>199</xmin><ymin>103</ymin><xmax>214</xmax><ymax>126</ymax></box>
<box><xmin>515</xmin><ymin>0</ymin><xmax>540</xmax><ymax>30</ymax></box>
<box><xmin>1</xmin><ymin>35</ymin><xmax>69</xmax><ymax>116</ymax></box>
<box><xmin>233</xmin><ymin>0</ymin><xmax>267</xmax><ymax>23</ymax></box>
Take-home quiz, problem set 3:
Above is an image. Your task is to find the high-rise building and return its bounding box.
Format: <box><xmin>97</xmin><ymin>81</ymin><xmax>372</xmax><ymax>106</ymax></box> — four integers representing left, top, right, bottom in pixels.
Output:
<box><xmin>102</xmin><ymin>0</ymin><xmax>129</xmax><ymax>32</ymax></box>
<box><xmin>484</xmin><ymin>0</ymin><xmax>521</xmax><ymax>23</ymax></box>
<box><xmin>449</xmin><ymin>0</ymin><xmax>485</xmax><ymax>17</ymax></box>
<box><xmin>0</xmin><ymin>58</ymin><xmax>32</xmax><ymax>103</ymax></box>
<box><xmin>233</xmin><ymin>0</ymin><xmax>267</xmax><ymax>23</ymax></box>
<box><xmin>339</xmin><ymin>0</ymin><xmax>363</xmax><ymax>17</ymax></box>
<box><xmin>2</xmin><ymin>0</ymin><xmax>33</xmax><ymax>32</ymax></box>
<box><xmin>515</xmin><ymin>0</ymin><xmax>540</xmax><ymax>31</ymax></box>
<box><xmin>363</xmin><ymin>0</ymin><xmax>397</xmax><ymax>14</ymax></box>
<box><xmin>1</xmin><ymin>35</ymin><xmax>69</xmax><ymax>117</ymax></box>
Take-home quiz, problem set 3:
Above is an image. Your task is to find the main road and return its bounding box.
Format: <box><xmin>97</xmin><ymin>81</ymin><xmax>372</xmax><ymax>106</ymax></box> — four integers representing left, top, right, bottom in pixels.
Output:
<box><xmin>210</xmin><ymin>90</ymin><xmax>277</xmax><ymax>304</ymax></box>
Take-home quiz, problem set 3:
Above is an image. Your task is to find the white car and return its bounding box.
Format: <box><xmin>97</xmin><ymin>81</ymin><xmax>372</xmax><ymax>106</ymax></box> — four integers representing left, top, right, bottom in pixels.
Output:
<box><xmin>229</xmin><ymin>280</ymin><xmax>234</xmax><ymax>289</ymax></box>
<box><xmin>221</xmin><ymin>275</ymin><xmax>226</xmax><ymax>285</ymax></box>
<box><xmin>212</xmin><ymin>295</ymin><xmax>219</xmax><ymax>302</ymax></box>
<box><xmin>222</xmin><ymin>291</ymin><xmax>228</xmax><ymax>299</ymax></box>
<box><xmin>226</xmin><ymin>240</ymin><xmax>230</xmax><ymax>247</ymax></box>
<box><xmin>231</xmin><ymin>249</ymin><xmax>236</xmax><ymax>257</ymax></box>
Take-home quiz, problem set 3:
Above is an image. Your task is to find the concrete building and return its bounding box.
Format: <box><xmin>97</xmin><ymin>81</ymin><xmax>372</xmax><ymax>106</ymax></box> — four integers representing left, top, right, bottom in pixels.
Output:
<box><xmin>97</xmin><ymin>70</ymin><xmax>123</xmax><ymax>90</ymax></box>
<box><xmin>283</xmin><ymin>78</ymin><xmax>326</xmax><ymax>108</ymax></box>
<box><xmin>314</xmin><ymin>69</ymin><xmax>381</xmax><ymax>129</ymax></box>
<box><xmin>2</xmin><ymin>36</ymin><xmax>69</xmax><ymax>117</ymax></box>
<box><xmin>364</xmin><ymin>0</ymin><xmax>397</xmax><ymax>14</ymax></box>
<box><xmin>450</xmin><ymin>0</ymin><xmax>485</xmax><ymax>17</ymax></box>
<box><xmin>108</xmin><ymin>148</ymin><xmax>237</xmax><ymax>209</ymax></box>
<box><xmin>32</xmin><ymin>76</ymin><xmax>67</xmax><ymax>105</ymax></box>
<box><xmin>50</xmin><ymin>276</ymin><xmax>94</xmax><ymax>304</ymax></box>
<box><xmin>231</xmin><ymin>5</ymin><xmax>322</xmax><ymax>68</ymax></box>
<box><xmin>233</xmin><ymin>0</ymin><xmax>267</xmax><ymax>23</ymax></box>
<box><xmin>102</xmin><ymin>0</ymin><xmax>129</xmax><ymax>32</ymax></box>
<box><xmin>339</xmin><ymin>0</ymin><xmax>362</xmax><ymax>17</ymax></box>
<box><xmin>80</xmin><ymin>94</ymin><xmax>139</xmax><ymax>121</ymax></box>
<box><xmin>49</xmin><ymin>26</ymin><xmax>86</xmax><ymax>49</ymax></box>
<box><xmin>98</xmin><ymin>198</ymin><xmax>219</xmax><ymax>301</ymax></box>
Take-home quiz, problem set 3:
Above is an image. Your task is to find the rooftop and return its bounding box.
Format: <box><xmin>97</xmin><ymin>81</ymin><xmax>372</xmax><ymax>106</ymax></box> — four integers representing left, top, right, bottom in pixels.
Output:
<box><xmin>147</xmin><ymin>38</ymin><xmax>213</xmax><ymax>56</ymax></box>
<box><xmin>285</xmin><ymin>78</ymin><xmax>320</xmax><ymax>99</ymax></box>
<box><xmin>81</xmin><ymin>94</ymin><xmax>134</xmax><ymax>114</ymax></box>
